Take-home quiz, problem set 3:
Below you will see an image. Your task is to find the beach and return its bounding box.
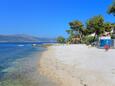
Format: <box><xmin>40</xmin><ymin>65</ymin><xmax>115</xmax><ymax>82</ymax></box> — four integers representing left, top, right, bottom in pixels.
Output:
<box><xmin>39</xmin><ymin>44</ymin><xmax>115</xmax><ymax>86</ymax></box>
<box><xmin>0</xmin><ymin>44</ymin><xmax>57</xmax><ymax>86</ymax></box>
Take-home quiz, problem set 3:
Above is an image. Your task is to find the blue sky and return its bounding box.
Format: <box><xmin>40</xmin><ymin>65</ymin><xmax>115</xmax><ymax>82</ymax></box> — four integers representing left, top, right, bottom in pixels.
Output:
<box><xmin>0</xmin><ymin>0</ymin><xmax>114</xmax><ymax>37</ymax></box>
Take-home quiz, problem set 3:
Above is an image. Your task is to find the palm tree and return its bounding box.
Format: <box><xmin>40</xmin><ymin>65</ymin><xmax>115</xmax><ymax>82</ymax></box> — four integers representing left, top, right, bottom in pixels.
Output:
<box><xmin>108</xmin><ymin>1</ymin><xmax>115</xmax><ymax>16</ymax></box>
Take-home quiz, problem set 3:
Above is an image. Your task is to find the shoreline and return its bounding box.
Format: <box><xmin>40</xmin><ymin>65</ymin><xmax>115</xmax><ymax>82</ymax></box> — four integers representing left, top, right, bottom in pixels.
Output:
<box><xmin>39</xmin><ymin>45</ymin><xmax>83</xmax><ymax>86</ymax></box>
<box><xmin>39</xmin><ymin>44</ymin><xmax>115</xmax><ymax>86</ymax></box>
<box><xmin>0</xmin><ymin>46</ymin><xmax>57</xmax><ymax>86</ymax></box>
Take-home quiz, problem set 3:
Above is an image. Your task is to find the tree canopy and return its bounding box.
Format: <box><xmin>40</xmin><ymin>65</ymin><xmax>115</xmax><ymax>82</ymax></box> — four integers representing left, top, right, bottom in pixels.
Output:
<box><xmin>86</xmin><ymin>15</ymin><xmax>104</xmax><ymax>35</ymax></box>
<box><xmin>60</xmin><ymin>1</ymin><xmax>115</xmax><ymax>44</ymax></box>
<box><xmin>67</xmin><ymin>20</ymin><xmax>84</xmax><ymax>43</ymax></box>
<box><xmin>104</xmin><ymin>22</ymin><xmax>112</xmax><ymax>32</ymax></box>
<box><xmin>108</xmin><ymin>1</ymin><xmax>115</xmax><ymax>16</ymax></box>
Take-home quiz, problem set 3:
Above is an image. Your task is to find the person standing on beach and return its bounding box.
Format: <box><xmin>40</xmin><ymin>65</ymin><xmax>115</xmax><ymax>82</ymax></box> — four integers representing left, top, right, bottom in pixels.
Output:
<box><xmin>104</xmin><ymin>33</ymin><xmax>111</xmax><ymax>51</ymax></box>
<box><xmin>104</xmin><ymin>40</ymin><xmax>110</xmax><ymax>51</ymax></box>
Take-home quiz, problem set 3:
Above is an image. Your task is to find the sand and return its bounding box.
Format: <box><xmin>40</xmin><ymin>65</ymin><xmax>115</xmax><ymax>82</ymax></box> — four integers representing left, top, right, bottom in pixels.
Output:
<box><xmin>39</xmin><ymin>44</ymin><xmax>115</xmax><ymax>86</ymax></box>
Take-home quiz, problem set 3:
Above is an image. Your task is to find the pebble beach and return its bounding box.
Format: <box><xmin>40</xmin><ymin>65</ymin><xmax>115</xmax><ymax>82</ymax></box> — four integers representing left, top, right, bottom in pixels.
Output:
<box><xmin>39</xmin><ymin>44</ymin><xmax>115</xmax><ymax>86</ymax></box>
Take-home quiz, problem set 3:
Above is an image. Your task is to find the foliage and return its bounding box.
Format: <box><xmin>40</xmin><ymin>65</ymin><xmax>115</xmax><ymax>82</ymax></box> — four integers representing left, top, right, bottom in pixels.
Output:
<box><xmin>82</xmin><ymin>29</ymin><xmax>90</xmax><ymax>36</ymax></box>
<box><xmin>66</xmin><ymin>29</ymin><xmax>75</xmax><ymax>38</ymax></box>
<box><xmin>67</xmin><ymin>20</ymin><xmax>84</xmax><ymax>43</ymax></box>
<box><xmin>108</xmin><ymin>1</ymin><xmax>115</xmax><ymax>16</ymax></box>
<box><xmin>104</xmin><ymin>22</ymin><xmax>112</xmax><ymax>32</ymax></box>
<box><xmin>56</xmin><ymin>36</ymin><xmax>65</xmax><ymax>43</ymax></box>
<box><xmin>86</xmin><ymin>15</ymin><xmax>105</xmax><ymax>43</ymax></box>
<box><xmin>86</xmin><ymin>15</ymin><xmax>104</xmax><ymax>35</ymax></box>
<box><xmin>82</xmin><ymin>36</ymin><xmax>95</xmax><ymax>45</ymax></box>
<box><xmin>69</xmin><ymin>20</ymin><xmax>83</xmax><ymax>31</ymax></box>
<box><xmin>111</xmin><ymin>34</ymin><xmax>115</xmax><ymax>39</ymax></box>
<box><xmin>65</xmin><ymin>2</ymin><xmax>115</xmax><ymax>45</ymax></box>
<box><xmin>69</xmin><ymin>20</ymin><xmax>83</xmax><ymax>37</ymax></box>
<box><xmin>66</xmin><ymin>36</ymin><xmax>73</xmax><ymax>44</ymax></box>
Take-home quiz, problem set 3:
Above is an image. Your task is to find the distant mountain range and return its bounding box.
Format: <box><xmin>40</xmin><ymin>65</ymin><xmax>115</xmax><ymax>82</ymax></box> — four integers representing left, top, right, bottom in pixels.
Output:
<box><xmin>0</xmin><ymin>34</ymin><xmax>56</xmax><ymax>43</ymax></box>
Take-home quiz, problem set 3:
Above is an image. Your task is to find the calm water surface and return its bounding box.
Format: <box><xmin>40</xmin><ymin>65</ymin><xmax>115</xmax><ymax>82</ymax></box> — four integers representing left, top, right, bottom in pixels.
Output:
<box><xmin>0</xmin><ymin>43</ymin><xmax>57</xmax><ymax>86</ymax></box>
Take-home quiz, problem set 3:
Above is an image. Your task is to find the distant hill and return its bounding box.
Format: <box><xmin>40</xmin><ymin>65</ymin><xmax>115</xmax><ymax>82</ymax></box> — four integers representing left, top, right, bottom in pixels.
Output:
<box><xmin>0</xmin><ymin>34</ymin><xmax>56</xmax><ymax>43</ymax></box>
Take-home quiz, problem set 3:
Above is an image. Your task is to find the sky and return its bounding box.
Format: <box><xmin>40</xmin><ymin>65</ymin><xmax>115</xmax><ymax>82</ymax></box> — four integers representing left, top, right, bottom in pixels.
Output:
<box><xmin>0</xmin><ymin>0</ymin><xmax>114</xmax><ymax>38</ymax></box>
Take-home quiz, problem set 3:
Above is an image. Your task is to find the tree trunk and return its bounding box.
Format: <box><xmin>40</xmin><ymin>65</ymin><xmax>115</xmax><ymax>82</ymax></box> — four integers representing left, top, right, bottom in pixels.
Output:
<box><xmin>78</xmin><ymin>30</ymin><xmax>82</xmax><ymax>43</ymax></box>
<box><xmin>93</xmin><ymin>32</ymin><xmax>97</xmax><ymax>42</ymax></box>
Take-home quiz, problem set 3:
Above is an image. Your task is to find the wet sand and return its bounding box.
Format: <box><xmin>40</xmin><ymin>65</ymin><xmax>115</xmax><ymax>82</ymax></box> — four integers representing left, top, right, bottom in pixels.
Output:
<box><xmin>39</xmin><ymin>44</ymin><xmax>115</xmax><ymax>86</ymax></box>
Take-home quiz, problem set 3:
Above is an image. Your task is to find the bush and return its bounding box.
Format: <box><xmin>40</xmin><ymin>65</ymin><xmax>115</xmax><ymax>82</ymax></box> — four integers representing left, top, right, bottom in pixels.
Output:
<box><xmin>56</xmin><ymin>36</ymin><xmax>65</xmax><ymax>43</ymax></box>
<box><xmin>82</xmin><ymin>36</ymin><xmax>95</xmax><ymax>45</ymax></box>
<box><xmin>111</xmin><ymin>34</ymin><xmax>115</xmax><ymax>39</ymax></box>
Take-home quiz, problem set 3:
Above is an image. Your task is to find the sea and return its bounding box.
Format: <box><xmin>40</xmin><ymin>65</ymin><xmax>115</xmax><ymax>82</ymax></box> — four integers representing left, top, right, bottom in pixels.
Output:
<box><xmin>0</xmin><ymin>43</ymin><xmax>57</xmax><ymax>86</ymax></box>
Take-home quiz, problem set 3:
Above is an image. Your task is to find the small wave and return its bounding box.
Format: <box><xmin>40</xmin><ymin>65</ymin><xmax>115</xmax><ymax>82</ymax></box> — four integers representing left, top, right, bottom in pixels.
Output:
<box><xmin>17</xmin><ymin>45</ymin><xmax>25</xmax><ymax>47</ymax></box>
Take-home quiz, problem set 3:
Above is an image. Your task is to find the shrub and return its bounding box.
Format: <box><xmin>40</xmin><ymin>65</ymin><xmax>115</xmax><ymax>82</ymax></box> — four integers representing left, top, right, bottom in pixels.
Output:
<box><xmin>111</xmin><ymin>34</ymin><xmax>115</xmax><ymax>39</ymax></box>
<box><xmin>56</xmin><ymin>36</ymin><xmax>65</xmax><ymax>43</ymax></box>
<box><xmin>82</xmin><ymin>36</ymin><xmax>95</xmax><ymax>45</ymax></box>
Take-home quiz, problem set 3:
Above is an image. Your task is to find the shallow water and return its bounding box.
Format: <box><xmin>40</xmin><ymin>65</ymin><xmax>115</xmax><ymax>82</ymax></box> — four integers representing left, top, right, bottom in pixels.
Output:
<box><xmin>0</xmin><ymin>43</ymin><xmax>57</xmax><ymax>86</ymax></box>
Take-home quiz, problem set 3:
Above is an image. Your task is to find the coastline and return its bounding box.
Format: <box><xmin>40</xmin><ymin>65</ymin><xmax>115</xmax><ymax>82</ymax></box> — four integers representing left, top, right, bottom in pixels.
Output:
<box><xmin>39</xmin><ymin>45</ymin><xmax>82</xmax><ymax>86</ymax></box>
<box><xmin>0</xmin><ymin>46</ymin><xmax>57</xmax><ymax>86</ymax></box>
<box><xmin>39</xmin><ymin>44</ymin><xmax>115</xmax><ymax>86</ymax></box>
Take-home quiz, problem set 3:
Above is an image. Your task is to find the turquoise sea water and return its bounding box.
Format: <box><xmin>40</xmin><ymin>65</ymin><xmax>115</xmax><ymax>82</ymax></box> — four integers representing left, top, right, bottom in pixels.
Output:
<box><xmin>0</xmin><ymin>43</ymin><xmax>56</xmax><ymax>86</ymax></box>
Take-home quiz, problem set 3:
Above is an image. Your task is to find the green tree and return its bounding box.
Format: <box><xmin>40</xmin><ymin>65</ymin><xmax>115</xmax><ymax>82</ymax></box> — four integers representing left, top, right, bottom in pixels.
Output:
<box><xmin>108</xmin><ymin>1</ymin><xmax>115</xmax><ymax>16</ymax></box>
<box><xmin>68</xmin><ymin>20</ymin><xmax>84</xmax><ymax>43</ymax></box>
<box><xmin>57</xmin><ymin>36</ymin><xmax>65</xmax><ymax>43</ymax></box>
<box><xmin>82</xmin><ymin>28</ymin><xmax>91</xmax><ymax>36</ymax></box>
<box><xmin>104</xmin><ymin>22</ymin><xmax>112</xmax><ymax>32</ymax></box>
<box><xmin>66</xmin><ymin>29</ymin><xmax>75</xmax><ymax>43</ymax></box>
<box><xmin>82</xmin><ymin>36</ymin><xmax>95</xmax><ymax>45</ymax></box>
<box><xmin>66</xmin><ymin>29</ymin><xmax>74</xmax><ymax>38</ymax></box>
<box><xmin>86</xmin><ymin>15</ymin><xmax>105</xmax><ymax>41</ymax></box>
